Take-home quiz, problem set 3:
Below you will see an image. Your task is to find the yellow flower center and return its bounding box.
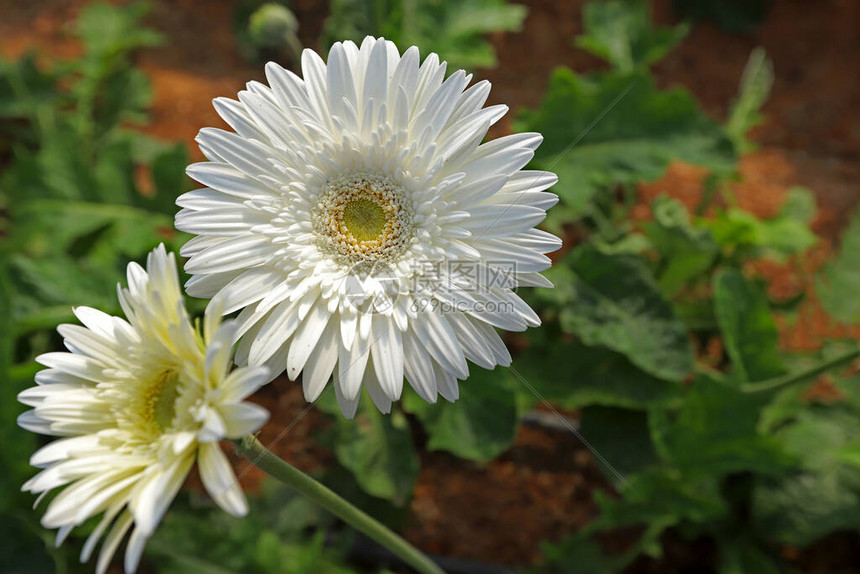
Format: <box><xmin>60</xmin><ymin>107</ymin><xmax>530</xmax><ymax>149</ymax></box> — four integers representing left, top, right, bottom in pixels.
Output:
<box><xmin>342</xmin><ymin>197</ymin><xmax>388</xmax><ymax>242</ymax></box>
<box><xmin>313</xmin><ymin>173</ymin><xmax>414</xmax><ymax>267</ymax></box>
<box><xmin>145</xmin><ymin>371</ymin><xmax>180</xmax><ymax>432</ymax></box>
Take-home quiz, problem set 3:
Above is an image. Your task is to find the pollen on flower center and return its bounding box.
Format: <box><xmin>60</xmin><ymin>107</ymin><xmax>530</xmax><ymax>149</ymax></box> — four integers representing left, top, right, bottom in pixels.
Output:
<box><xmin>145</xmin><ymin>371</ymin><xmax>180</xmax><ymax>433</ymax></box>
<box><xmin>342</xmin><ymin>197</ymin><xmax>387</xmax><ymax>241</ymax></box>
<box><xmin>312</xmin><ymin>173</ymin><xmax>414</xmax><ymax>267</ymax></box>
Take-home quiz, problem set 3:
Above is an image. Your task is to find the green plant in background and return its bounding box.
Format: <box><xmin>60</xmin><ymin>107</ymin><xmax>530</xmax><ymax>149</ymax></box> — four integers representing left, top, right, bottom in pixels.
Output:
<box><xmin>1</xmin><ymin>2</ymin><xmax>190</xmax><ymax>351</ymax></box>
<box><xmin>147</xmin><ymin>482</ymin><xmax>370</xmax><ymax>574</ymax></box>
<box><xmin>816</xmin><ymin>211</ymin><xmax>860</xmax><ymax>324</ymax></box>
<box><xmin>519</xmin><ymin>0</ymin><xmax>734</xmax><ymax>232</ymax></box>
<box><xmin>236</xmin><ymin>1</ymin><xmax>303</xmax><ymax>64</ymax></box>
<box><xmin>0</xmin><ymin>3</ymin><xmax>191</xmax><ymax>572</ymax></box>
<box><xmin>725</xmin><ymin>47</ymin><xmax>773</xmax><ymax>154</ymax></box>
<box><xmin>321</xmin><ymin>0</ymin><xmax>527</xmax><ymax>70</ymax></box>
<box><xmin>576</xmin><ymin>0</ymin><xmax>689</xmax><ymax>72</ymax></box>
<box><xmin>512</xmin><ymin>2</ymin><xmax>860</xmax><ymax>572</ymax></box>
<box><xmin>673</xmin><ymin>0</ymin><xmax>770</xmax><ymax>34</ymax></box>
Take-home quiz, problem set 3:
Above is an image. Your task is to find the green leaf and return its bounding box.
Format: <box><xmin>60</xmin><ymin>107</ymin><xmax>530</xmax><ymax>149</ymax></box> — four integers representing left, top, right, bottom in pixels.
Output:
<box><xmin>718</xmin><ymin>538</ymin><xmax>783</xmax><ymax>574</ymax></box>
<box><xmin>725</xmin><ymin>47</ymin><xmax>774</xmax><ymax>153</ymax></box>
<box><xmin>713</xmin><ymin>269</ymin><xmax>785</xmax><ymax>382</ymax></box>
<box><xmin>836</xmin><ymin>443</ymin><xmax>860</xmax><ymax>470</ymax></box>
<box><xmin>779</xmin><ymin>186</ymin><xmax>817</xmax><ymax>225</ymax></box>
<box><xmin>596</xmin><ymin>469</ymin><xmax>726</xmax><ymax>528</ymax></box>
<box><xmin>0</xmin><ymin>257</ymin><xmax>12</xmax><ymax>386</ymax></box>
<box><xmin>92</xmin><ymin>136</ymin><xmax>136</xmax><ymax>204</ymax></box>
<box><xmin>643</xmin><ymin>196</ymin><xmax>718</xmax><ymax>297</ymax></box>
<box><xmin>322</xmin><ymin>0</ymin><xmax>526</xmax><ymax>71</ymax></box>
<box><xmin>74</xmin><ymin>2</ymin><xmax>163</xmax><ymax>59</ymax></box>
<box><xmin>11</xmin><ymin>199</ymin><xmax>175</xmax><ymax>256</ymax></box>
<box><xmin>0</xmin><ymin>256</ymin><xmax>38</xmax><ymax>513</ymax></box>
<box><xmin>2</xmin><ymin>126</ymin><xmax>97</xmax><ymax>202</ymax></box>
<box><xmin>403</xmin><ymin>366</ymin><xmax>519</xmax><ymax>462</ymax></box>
<box><xmin>753</xmin><ymin>408</ymin><xmax>860</xmax><ymax>546</ymax></box>
<box><xmin>7</xmin><ymin>200</ymin><xmax>177</xmax><ymax>325</ymax></box>
<box><xmin>324</xmin><ymin>395</ymin><xmax>419</xmax><ymax>505</ymax></box>
<box><xmin>149</xmin><ymin>485</ymin><xmax>356</xmax><ymax>574</ymax></box>
<box><xmin>90</xmin><ymin>67</ymin><xmax>154</xmax><ymax>137</ymax></box>
<box><xmin>132</xmin><ymin>140</ymin><xmax>191</xmax><ymax>215</ymax></box>
<box><xmin>672</xmin><ymin>298</ymin><xmax>717</xmax><ymax>331</ymax></box>
<box><xmin>0</xmin><ymin>53</ymin><xmax>60</xmax><ymax>123</ymax></box>
<box><xmin>517</xmin><ymin>69</ymin><xmax>736</xmax><ymax>216</ymax></box>
<box><xmin>515</xmin><ymin>337</ymin><xmax>685</xmax><ymax>409</ymax></box>
<box><xmin>652</xmin><ymin>374</ymin><xmax>794</xmax><ymax>476</ymax></box>
<box><xmin>673</xmin><ymin>0</ymin><xmax>769</xmax><ymax>34</ymax></box>
<box><xmin>758</xmin><ymin>341</ymin><xmax>860</xmax><ymax>432</ymax></box>
<box><xmin>545</xmin><ymin>245</ymin><xmax>695</xmax><ymax>381</ymax></box>
<box><xmin>817</xmin><ymin>208</ymin><xmax>860</xmax><ymax>324</ymax></box>
<box><xmin>533</xmin><ymin>534</ymin><xmax>619</xmax><ymax>574</ymax></box>
<box><xmin>701</xmin><ymin>203</ymin><xmax>818</xmax><ymax>262</ymax></box>
<box><xmin>593</xmin><ymin>231</ymin><xmax>652</xmax><ymax>255</ymax></box>
<box><xmin>576</xmin><ymin>0</ymin><xmax>689</xmax><ymax>72</ymax></box>
<box><xmin>580</xmin><ymin>407</ymin><xmax>659</xmax><ymax>479</ymax></box>
<box><xmin>591</xmin><ymin>468</ymin><xmax>727</xmax><ymax>561</ymax></box>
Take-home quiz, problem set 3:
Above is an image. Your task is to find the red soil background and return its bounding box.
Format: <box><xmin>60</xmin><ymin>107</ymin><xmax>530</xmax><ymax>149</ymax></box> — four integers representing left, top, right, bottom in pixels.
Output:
<box><xmin>2</xmin><ymin>0</ymin><xmax>858</xmax><ymax>570</ymax></box>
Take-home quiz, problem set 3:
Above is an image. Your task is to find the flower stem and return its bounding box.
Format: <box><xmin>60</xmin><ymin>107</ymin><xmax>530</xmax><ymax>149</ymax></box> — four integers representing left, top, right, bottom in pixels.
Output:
<box><xmin>741</xmin><ymin>348</ymin><xmax>860</xmax><ymax>394</ymax></box>
<box><xmin>234</xmin><ymin>434</ymin><xmax>445</xmax><ymax>574</ymax></box>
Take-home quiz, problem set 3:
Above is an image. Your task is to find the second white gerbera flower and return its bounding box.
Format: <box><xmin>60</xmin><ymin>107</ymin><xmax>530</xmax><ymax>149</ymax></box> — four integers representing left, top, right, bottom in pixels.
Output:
<box><xmin>18</xmin><ymin>245</ymin><xmax>270</xmax><ymax>574</ymax></box>
<box><xmin>176</xmin><ymin>36</ymin><xmax>560</xmax><ymax>417</ymax></box>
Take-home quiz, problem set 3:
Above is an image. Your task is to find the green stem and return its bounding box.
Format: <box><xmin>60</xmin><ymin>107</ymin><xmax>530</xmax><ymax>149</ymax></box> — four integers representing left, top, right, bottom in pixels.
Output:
<box><xmin>741</xmin><ymin>348</ymin><xmax>860</xmax><ymax>394</ymax></box>
<box><xmin>233</xmin><ymin>435</ymin><xmax>445</xmax><ymax>574</ymax></box>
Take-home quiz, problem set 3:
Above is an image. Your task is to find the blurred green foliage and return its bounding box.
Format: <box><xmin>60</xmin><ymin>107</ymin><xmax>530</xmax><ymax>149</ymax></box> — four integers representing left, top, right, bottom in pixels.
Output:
<box><xmin>673</xmin><ymin>0</ymin><xmax>770</xmax><ymax>34</ymax></box>
<box><xmin>576</xmin><ymin>0</ymin><xmax>689</xmax><ymax>72</ymax></box>
<box><xmin>514</xmin><ymin>3</ymin><xmax>860</xmax><ymax>572</ymax></box>
<box><xmin>0</xmin><ymin>3</ymin><xmax>188</xmax><ymax>573</ymax></box>
<box><xmin>147</xmin><ymin>482</ymin><xmax>372</xmax><ymax>574</ymax></box>
<box><xmin>322</xmin><ymin>0</ymin><xmax>527</xmax><ymax>70</ymax></box>
<box><xmin>518</xmin><ymin>69</ymin><xmax>735</xmax><ymax>228</ymax></box>
<box><xmin>816</xmin><ymin>210</ymin><xmax>860</xmax><ymax>324</ymax></box>
<box><xmin>235</xmin><ymin>1</ymin><xmax>303</xmax><ymax>64</ymax></box>
<box><xmin>725</xmin><ymin>47</ymin><xmax>774</xmax><ymax>154</ymax></box>
<box><xmin>0</xmin><ymin>3</ymin><xmax>189</xmax><ymax>342</ymax></box>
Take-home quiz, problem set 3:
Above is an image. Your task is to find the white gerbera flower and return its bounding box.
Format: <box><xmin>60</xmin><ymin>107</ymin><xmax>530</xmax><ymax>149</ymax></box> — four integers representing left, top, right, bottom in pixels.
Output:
<box><xmin>176</xmin><ymin>36</ymin><xmax>560</xmax><ymax>418</ymax></box>
<box><xmin>17</xmin><ymin>245</ymin><xmax>270</xmax><ymax>574</ymax></box>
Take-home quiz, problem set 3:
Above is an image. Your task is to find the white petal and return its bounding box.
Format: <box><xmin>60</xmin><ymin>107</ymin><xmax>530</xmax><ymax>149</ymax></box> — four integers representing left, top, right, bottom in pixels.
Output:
<box><xmin>334</xmin><ymin>377</ymin><xmax>361</xmax><ymax>419</ymax></box>
<box><xmin>123</xmin><ymin>527</ymin><xmax>150</xmax><ymax>574</ymax></box>
<box><xmin>221</xmin><ymin>365</ymin><xmax>271</xmax><ymax>402</ymax></box>
<box><xmin>434</xmin><ymin>361</ymin><xmax>461</xmax><ymax>402</ymax></box>
<box><xmin>362</xmin><ymin>362</ymin><xmax>392</xmax><ymax>414</ymax></box>
<box><xmin>410</xmin><ymin>312</ymin><xmax>468</xmax><ymax>379</ymax></box>
<box><xmin>219</xmin><ymin>402</ymin><xmax>270</xmax><ymax>437</ymax></box>
<box><xmin>131</xmin><ymin>453</ymin><xmax>193</xmax><ymax>536</ymax></box>
<box><xmin>402</xmin><ymin>332</ymin><xmax>437</xmax><ymax>402</ymax></box>
<box><xmin>198</xmin><ymin>408</ymin><xmax>227</xmax><ymax>443</ymax></box>
<box><xmin>286</xmin><ymin>300</ymin><xmax>330</xmax><ymax>380</ymax></box>
<box><xmin>96</xmin><ymin>510</ymin><xmax>133</xmax><ymax>574</ymax></box>
<box><xmin>301</xmin><ymin>318</ymin><xmax>339</xmax><ymax>401</ymax></box>
<box><xmin>337</xmin><ymin>327</ymin><xmax>371</xmax><ymax>401</ymax></box>
<box><xmin>198</xmin><ymin>442</ymin><xmax>248</xmax><ymax>517</ymax></box>
<box><xmin>247</xmin><ymin>297</ymin><xmax>303</xmax><ymax>366</ymax></box>
<box><xmin>369</xmin><ymin>316</ymin><xmax>403</xmax><ymax>401</ymax></box>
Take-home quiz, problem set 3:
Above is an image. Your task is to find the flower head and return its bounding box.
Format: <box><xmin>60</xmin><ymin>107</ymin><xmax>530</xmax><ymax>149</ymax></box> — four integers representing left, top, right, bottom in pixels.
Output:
<box><xmin>176</xmin><ymin>36</ymin><xmax>560</xmax><ymax>417</ymax></box>
<box><xmin>18</xmin><ymin>245</ymin><xmax>270</xmax><ymax>574</ymax></box>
